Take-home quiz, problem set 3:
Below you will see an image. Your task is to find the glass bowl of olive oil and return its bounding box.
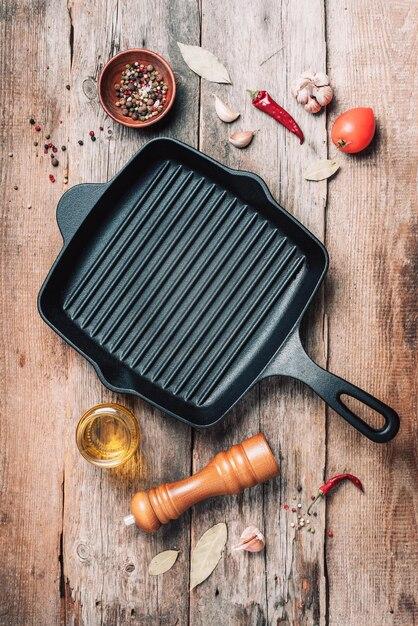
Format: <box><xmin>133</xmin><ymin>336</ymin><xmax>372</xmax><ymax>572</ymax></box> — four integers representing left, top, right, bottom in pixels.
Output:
<box><xmin>76</xmin><ymin>403</ymin><xmax>140</xmax><ymax>468</ymax></box>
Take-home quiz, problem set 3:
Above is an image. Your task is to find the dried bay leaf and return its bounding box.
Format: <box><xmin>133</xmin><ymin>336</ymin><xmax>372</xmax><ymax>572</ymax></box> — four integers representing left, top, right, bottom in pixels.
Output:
<box><xmin>177</xmin><ymin>42</ymin><xmax>231</xmax><ymax>84</ymax></box>
<box><xmin>190</xmin><ymin>522</ymin><xmax>227</xmax><ymax>590</ymax></box>
<box><xmin>303</xmin><ymin>159</ymin><xmax>340</xmax><ymax>181</ymax></box>
<box><xmin>148</xmin><ymin>550</ymin><xmax>179</xmax><ymax>576</ymax></box>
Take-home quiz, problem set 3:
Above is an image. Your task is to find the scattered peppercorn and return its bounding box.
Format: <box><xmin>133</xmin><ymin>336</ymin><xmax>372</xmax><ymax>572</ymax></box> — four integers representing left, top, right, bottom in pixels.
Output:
<box><xmin>35</xmin><ymin>125</ymin><xmax>41</xmax><ymax>132</ymax></box>
<box><xmin>45</xmin><ymin>134</ymin><xmax>50</xmax><ymax>140</ymax></box>
<box><xmin>78</xmin><ymin>140</ymin><xmax>84</xmax><ymax>145</ymax></box>
<box><xmin>291</xmin><ymin>507</ymin><xmax>297</xmax><ymax>513</ymax></box>
<box><xmin>297</xmin><ymin>485</ymin><xmax>302</xmax><ymax>493</ymax></box>
<box><xmin>91</xmin><ymin>135</ymin><xmax>96</xmax><ymax>141</ymax></box>
<box><xmin>66</xmin><ymin>84</ymin><xmax>70</xmax><ymax>90</ymax></box>
<box><xmin>34</xmin><ymin>141</ymin><xmax>38</xmax><ymax>146</ymax></box>
<box><xmin>13</xmin><ymin>185</ymin><xmax>18</xmax><ymax>190</ymax></box>
<box><xmin>311</xmin><ymin>495</ymin><xmax>316</xmax><ymax>501</ymax></box>
<box><xmin>99</xmin><ymin>126</ymin><xmax>104</xmax><ymax>131</ymax></box>
<box><xmin>52</xmin><ymin>146</ymin><xmax>58</xmax><ymax>153</ymax></box>
<box><xmin>61</xmin><ymin>145</ymin><xmax>66</xmax><ymax>151</ymax></box>
<box><xmin>51</xmin><ymin>158</ymin><xmax>59</xmax><ymax>167</ymax></box>
<box><xmin>89</xmin><ymin>130</ymin><xmax>95</xmax><ymax>137</ymax></box>
<box><xmin>8</xmin><ymin>152</ymin><xmax>13</xmax><ymax>157</ymax></box>
<box><xmin>49</xmin><ymin>174</ymin><xmax>56</xmax><ymax>183</ymax></box>
<box><xmin>29</xmin><ymin>117</ymin><xmax>36</xmax><ymax>125</ymax></box>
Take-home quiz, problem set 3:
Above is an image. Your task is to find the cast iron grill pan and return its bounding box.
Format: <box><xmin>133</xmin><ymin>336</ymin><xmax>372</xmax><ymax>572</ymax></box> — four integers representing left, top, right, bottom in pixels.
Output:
<box><xmin>38</xmin><ymin>138</ymin><xmax>399</xmax><ymax>442</ymax></box>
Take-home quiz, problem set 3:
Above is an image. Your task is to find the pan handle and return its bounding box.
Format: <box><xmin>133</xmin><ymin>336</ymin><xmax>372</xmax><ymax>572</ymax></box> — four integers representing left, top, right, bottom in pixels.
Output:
<box><xmin>261</xmin><ymin>327</ymin><xmax>400</xmax><ymax>443</ymax></box>
<box><xmin>56</xmin><ymin>182</ymin><xmax>108</xmax><ymax>245</ymax></box>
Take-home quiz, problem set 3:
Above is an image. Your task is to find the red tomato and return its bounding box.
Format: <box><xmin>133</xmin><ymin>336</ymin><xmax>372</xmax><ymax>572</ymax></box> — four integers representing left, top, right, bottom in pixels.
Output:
<box><xmin>331</xmin><ymin>107</ymin><xmax>375</xmax><ymax>154</ymax></box>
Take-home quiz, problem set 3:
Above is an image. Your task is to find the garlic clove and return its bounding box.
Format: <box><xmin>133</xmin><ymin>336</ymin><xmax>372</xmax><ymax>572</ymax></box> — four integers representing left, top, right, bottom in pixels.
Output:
<box><xmin>214</xmin><ymin>95</ymin><xmax>240</xmax><ymax>123</ymax></box>
<box><xmin>291</xmin><ymin>77</ymin><xmax>311</xmax><ymax>97</ymax></box>
<box><xmin>304</xmin><ymin>96</ymin><xmax>322</xmax><ymax>114</ymax></box>
<box><xmin>313</xmin><ymin>72</ymin><xmax>330</xmax><ymax>87</ymax></box>
<box><xmin>228</xmin><ymin>130</ymin><xmax>255</xmax><ymax>148</ymax></box>
<box><xmin>296</xmin><ymin>87</ymin><xmax>310</xmax><ymax>105</ymax></box>
<box><xmin>313</xmin><ymin>85</ymin><xmax>333</xmax><ymax>107</ymax></box>
<box><xmin>232</xmin><ymin>525</ymin><xmax>265</xmax><ymax>552</ymax></box>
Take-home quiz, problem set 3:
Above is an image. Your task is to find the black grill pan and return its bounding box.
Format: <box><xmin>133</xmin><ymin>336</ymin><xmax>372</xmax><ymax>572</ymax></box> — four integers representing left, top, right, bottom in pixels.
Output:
<box><xmin>38</xmin><ymin>138</ymin><xmax>399</xmax><ymax>442</ymax></box>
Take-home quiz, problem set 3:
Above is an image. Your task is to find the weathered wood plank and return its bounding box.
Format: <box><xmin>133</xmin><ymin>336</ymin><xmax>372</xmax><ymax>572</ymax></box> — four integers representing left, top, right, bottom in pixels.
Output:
<box><xmin>257</xmin><ymin>2</ymin><xmax>328</xmax><ymax>624</ymax></box>
<box><xmin>60</xmin><ymin>1</ymin><xmax>199</xmax><ymax>624</ymax></box>
<box><xmin>325</xmin><ymin>1</ymin><xmax>417</xmax><ymax>625</ymax></box>
<box><xmin>0</xmin><ymin>1</ymin><xmax>70</xmax><ymax>624</ymax></box>
<box><xmin>191</xmin><ymin>1</ymin><xmax>327</xmax><ymax>623</ymax></box>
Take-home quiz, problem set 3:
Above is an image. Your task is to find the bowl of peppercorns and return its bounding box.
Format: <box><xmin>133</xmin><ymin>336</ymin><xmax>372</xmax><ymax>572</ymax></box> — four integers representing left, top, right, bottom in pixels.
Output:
<box><xmin>99</xmin><ymin>49</ymin><xmax>176</xmax><ymax>128</ymax></box>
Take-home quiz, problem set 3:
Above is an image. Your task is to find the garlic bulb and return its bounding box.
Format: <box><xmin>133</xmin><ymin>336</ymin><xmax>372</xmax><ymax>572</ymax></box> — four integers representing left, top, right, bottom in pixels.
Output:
<box><xmin>214</xmin><ymin>95</ymin><xmax>240</xmax><ymax>123</ymax></box>
<box><xmin>232</xmin><ymin>525</ymin><xmax>265</xmax><ymax>552</ymax></box>
<box><xmin>228</xmin><ymin>130</ymin><xmax>255</xmax><ymax>148</ymax></box>
<box><xmin>291</xmin><ymin>71</ymin><xmax>333</xmax><ymax>113</ymax></box>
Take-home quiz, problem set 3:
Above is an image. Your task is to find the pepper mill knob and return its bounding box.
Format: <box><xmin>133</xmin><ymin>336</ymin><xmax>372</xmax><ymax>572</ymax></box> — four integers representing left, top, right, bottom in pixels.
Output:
<box><xmin>125</xmin><ymin>432</ymin><xmax>279</xmax><ymax>533</ymax></box>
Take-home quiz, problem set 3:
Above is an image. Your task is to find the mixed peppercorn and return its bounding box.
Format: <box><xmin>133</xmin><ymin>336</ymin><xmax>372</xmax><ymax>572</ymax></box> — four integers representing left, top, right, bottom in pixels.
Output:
<box><xmin>114</xmin><ymin>62</ymin><xmax>168</xmax><ymax>121</ymax></box>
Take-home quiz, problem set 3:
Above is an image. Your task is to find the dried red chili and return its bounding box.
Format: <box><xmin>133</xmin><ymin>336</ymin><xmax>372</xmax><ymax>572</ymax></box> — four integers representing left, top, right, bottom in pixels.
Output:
<box><xmin>248</xmin><ymin>90</ymin><xmax>304</xmax><ymax>143</ymax></box>
<box><xmin>307</xmin><ymin>473</ymin><xmax>363</xmax><ymax>515</ymax></box>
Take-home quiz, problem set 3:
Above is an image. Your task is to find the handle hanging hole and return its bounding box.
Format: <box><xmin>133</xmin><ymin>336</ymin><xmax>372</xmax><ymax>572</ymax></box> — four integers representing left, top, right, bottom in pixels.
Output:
<box><xmin>339</xmin><ymin>394</ymin><xmax>386</xmax><ymax>429</ymax></box>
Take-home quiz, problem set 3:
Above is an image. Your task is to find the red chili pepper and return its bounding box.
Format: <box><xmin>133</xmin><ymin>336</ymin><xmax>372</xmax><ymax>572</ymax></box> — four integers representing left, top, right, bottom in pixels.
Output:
<box><xmin>248</xmin><ymin>90</ymin><xmax>304</xmax><ymax>144</ymax></box>
<box><xmin>307</xmin><ymin>473</ymin><xmax>363</xmax><ymax>515</ymax></box>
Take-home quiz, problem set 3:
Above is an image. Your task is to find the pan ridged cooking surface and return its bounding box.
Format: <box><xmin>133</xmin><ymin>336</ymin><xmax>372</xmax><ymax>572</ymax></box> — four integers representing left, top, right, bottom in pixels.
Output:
<box><xmin>63</xmin><ymin>159</ymin><xmax>306</xmax><ymax>406</ymax></box>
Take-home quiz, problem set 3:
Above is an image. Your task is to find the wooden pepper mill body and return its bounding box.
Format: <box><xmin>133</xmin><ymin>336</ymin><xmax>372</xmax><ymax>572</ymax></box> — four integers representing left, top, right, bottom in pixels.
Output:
<box><xmin>127</xmin><ymin>433</ymin><xmax>279</xmax><ymax>532</ymax></box>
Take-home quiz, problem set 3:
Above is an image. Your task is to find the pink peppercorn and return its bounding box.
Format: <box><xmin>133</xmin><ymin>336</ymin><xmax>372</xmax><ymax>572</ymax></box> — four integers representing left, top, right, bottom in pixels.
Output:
<box><xmin>49</xmin><ymin>174</ymin><xmax>56</xmax><ymax>183</ymax></box>
<box><xmin>89</xmin><ymin>130</ymin><xmax>95</xmax><ymax>137</ymax></box>
<box><xmin>35</xmin><ymin>124</ymin><xmax>41</xmax><ymax>132</ymax></box>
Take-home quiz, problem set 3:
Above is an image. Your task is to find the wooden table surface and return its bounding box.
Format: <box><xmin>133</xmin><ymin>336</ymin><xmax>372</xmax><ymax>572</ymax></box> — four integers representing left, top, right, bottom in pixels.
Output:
<box><xmin>1</xmin><ymin>1</ymin><xmax>416</xmax><ymax>625</ymax></box>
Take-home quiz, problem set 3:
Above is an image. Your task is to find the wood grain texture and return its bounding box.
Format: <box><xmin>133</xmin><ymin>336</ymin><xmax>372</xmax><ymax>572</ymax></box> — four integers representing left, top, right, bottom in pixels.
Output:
<box><xmin>0</xmin><ymin>1</ymin><xmax>70</xmax><ymax>624</ymax></box>
<box><xmin>325</xmin><ymin>2</ymin><xmax>417</xmax><ymax>625</ymax></box>
<box><xmin>0</xmin><ymin>0</ymin><xmax>416</xmax><ymax>625</ymax></box>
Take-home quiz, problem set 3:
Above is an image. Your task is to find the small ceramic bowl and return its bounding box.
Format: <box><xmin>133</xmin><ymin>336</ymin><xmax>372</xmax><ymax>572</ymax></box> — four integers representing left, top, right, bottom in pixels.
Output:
<box><xmin>99</xmin><ymin>48</ymin><xmax>176</xmax><ymax>128</ymax></box>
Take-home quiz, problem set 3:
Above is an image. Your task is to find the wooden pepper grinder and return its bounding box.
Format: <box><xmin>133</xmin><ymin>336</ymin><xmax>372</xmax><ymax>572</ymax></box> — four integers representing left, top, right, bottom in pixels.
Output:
<box><xmin>123</xmin><ymin>433</ymin><xmax>279</xmax><ymax>532</ymax></box>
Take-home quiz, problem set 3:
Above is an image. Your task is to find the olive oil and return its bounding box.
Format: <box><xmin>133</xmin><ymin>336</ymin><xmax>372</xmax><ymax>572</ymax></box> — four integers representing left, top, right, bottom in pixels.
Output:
<box><xmin>76</xmin><ymin>403</ymin><xmax>139</xmax><ymax>468</ymax></box>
